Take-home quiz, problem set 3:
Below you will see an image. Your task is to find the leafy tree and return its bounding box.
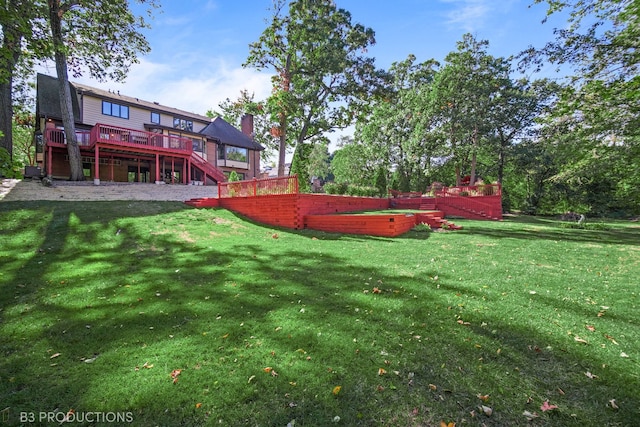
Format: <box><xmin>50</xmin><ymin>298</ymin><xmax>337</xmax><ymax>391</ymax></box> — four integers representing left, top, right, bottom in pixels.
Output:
<box><xmin>307</xmin><ymin>141</ymin><xmax>330</xmax><ymax>181</ymax></box>
<box><xmin>289</xmin><ymin>141</ymin><xmax>313</xmax><ymax>192</ymax></box>
<box><xmin>45</xmin><ymin>0</ymin><xmax>156</xmax><ymax>180</ymax></box>
<box><xmin>373</xmin><ymin>166</ymin><xmax>387</xmax><ymax>197</ymax></box>
<box><xmin>12</xmin><ymin>110</ymin><xmax>35</xmax><ymax>167</ymax></box>
<box><xmin>244</xmin><ymin>0</ymin><xmax>386</xmax><ymax>177</ymax></box>
<box><xmin>520</xmin><ymin>0</ymin><xmax>640</xmax><ymax>213</ymax></box>
<box><xmin>227</xmin><ymin>170</ymin><xmax>239</xmax><ymax>182</ymax></box>
<box><xmin>329</xmin><ymin>137</ymin><xmax>374</xmax><ymax>186</ymax></box>
<box><xmin>488</xmin><ymin>78</ymin><xmax>561</xmax><ymax>185</ymax></box>
<box><xmin>429</xmin><ymin>34</ymin><xmax>511</xmax><ymax>186</ymax></box>
<box><xmin>356</xmin><ymin>55</ymin><xmax>439</xmax><ymax>191</ymax></box>
<box><xmin>0</xmin><ymin>0</ymin><xmax>45</xmax><ymax>159</ymax></box>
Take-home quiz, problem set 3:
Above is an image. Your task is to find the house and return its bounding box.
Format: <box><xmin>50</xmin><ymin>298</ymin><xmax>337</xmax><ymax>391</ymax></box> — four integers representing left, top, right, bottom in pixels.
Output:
<box><xmin>35</xmin><ymin>73</ymin><xmax>264</xmax><ymax>185</ymax></box>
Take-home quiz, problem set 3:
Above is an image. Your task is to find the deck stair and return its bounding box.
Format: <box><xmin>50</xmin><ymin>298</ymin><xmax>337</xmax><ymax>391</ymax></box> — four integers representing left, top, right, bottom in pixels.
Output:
<box><xmin>414</xmin><ymin>211</ymin><xmax>463</xmax><ymax>230</ymax></box>
<box><xmin>419</xmin><ymin>197</ymin><xmax>436</xmax><ymax>210</ymax></box>
<box><xmin>190</xmin><ymin>152</ymin><xmax>226</xmax><ymax>184</ymax></box>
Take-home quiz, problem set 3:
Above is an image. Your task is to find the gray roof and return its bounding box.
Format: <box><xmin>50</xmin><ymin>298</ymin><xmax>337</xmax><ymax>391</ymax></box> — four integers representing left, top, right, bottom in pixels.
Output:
<box><xmin>200</xmin><ymin>117</ymin><xmax>264</xmax><ymax>151</ymax></box>
<box><xmin>36</xmin><ymin>74</ymin><xmax>82</xmax><ymax>123</ymax></box>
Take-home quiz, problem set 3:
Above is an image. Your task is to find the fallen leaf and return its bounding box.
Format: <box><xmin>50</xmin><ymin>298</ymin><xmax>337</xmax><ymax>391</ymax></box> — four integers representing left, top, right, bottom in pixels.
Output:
<box><xmin>429</xmin><ymin>384</ymin><xmax>437</xmax><ymax>391</ymax></box>
<box><xmin>170</xmin><ymin>369</ymin><xmax>181</xmax><ymax>384</ymax></box>
<box><xmin>604</xmin><ymin>334</ymin><xmax>618</xmax><ymax>345</ymax></box>
<box><xmin>378</xmin><ymin>368</ymin><xmax>387</xmax><ymax>376</ymax></box>
<box><xmin>457</xmin><ymin>319</ymin><xmax>471</xmax><ymax>326</ymax></box>
<box><xmin>440</xmin><ymin>422</ymin><xmax>455</xmax><ymax>427</ymax></box>
<box><xmin>477</xmin><ymin>394</ymin><xmax>490</xmax><ymax>401</ymax></box>
<box><xmin>609</xmin><ymin>399</ymin><xmax>619</xmax><ymax>410</ymax></box>
<box><xmin>372</xmin><ymin>287</ymin><xmax>381</xmax><ymax>294</ymax></box>
<box><xmin>195</xmin><ymin>403</ymin><xmax>202</xmax><ymax>409</ymax></box>
<box><xmin>585</xmin><ymin>371</ymin><xmax>598</xmax><ymax>379</ymax></box>
<box><xmin>50</xmin><ymin>353</ymin><xmax>61</xmax><ymax>359</ymax></box>
<box><xmin>248</xmin><ymin>375</ymin><xmax>256</xmax><ymax>383</ymax></box>
<box><xmin>523</xmin><ymin>410</ymin><xmax>539</xmax><ymax>421</ymax></box>
<box><xmin>480</xmin><ymin>405</ymin><xmax>493</xmax><ymax>416</ymax></box>
<box><xmin>540</xmin><ymin>400</ymin><xmax>558</xmax><ymax>412</ymax></box>
<box><xmin>272</xmin><ymin>233</ymin><xmax>279</xmax><ymax>239</ymax></box>
<box><xmin>620</xmin><ymin>352</ymin><xmax>630</xmax><ymax>358</ymax></box>
<box><xmin>585</xmin><ymin>325</ymin><xmax>596</xmax><ymax>332</ymax></box>
<box><xmin>332</xmin><ymin>385</ymin><xmax>342</xmax><ymax>395</ymax></box>
<box><xmin>574</xmin><ymin>336</ymin><xmax>588</xmax><ymax>344</ymax></box>
<box><xmin>142</xmin><ymin>361</ymin><xmax>153</xmax><ymax>369</ymax></box>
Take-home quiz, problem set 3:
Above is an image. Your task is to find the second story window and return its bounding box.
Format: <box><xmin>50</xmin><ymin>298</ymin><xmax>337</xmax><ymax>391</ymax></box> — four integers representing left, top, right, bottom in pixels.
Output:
<box><xmin>151</xmin><ymin>112</ymin><xmax>160</xmax><ymax>124</ymax></box>
<box><xmin>102</xmin><ymin>101</ymin><xmax>129</xmax><ymax>119</ymax></box>
<box><xmin>173</xmin><ymin>117</ymin><xmax>193</xmax><ymax>132</ymax></box>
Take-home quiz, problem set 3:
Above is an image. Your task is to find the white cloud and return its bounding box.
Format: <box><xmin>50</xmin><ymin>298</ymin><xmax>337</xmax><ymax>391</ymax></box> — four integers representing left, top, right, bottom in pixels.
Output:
<box><xmin>441</xmin><ymin>0</ymin><xmax>491</xmax><ymax>32</ymax></box>
<box><xmin>68</xmin><ymin>56</ymin><xmax>274</xmax><ymax>117</ymax></box>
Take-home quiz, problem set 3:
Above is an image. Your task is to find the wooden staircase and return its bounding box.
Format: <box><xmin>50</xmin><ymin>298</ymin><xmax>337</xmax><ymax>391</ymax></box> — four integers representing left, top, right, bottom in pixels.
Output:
<box><xmin>419</xmin><ymin>197</ymin><xmax>436</xmax><ymax>210</ymax></box>
<box><xmin>414</xmin><ymin>211</ymin><xmax>463</xmax><ymax>231</ymax></box>
<box><xmin>190</xmin><ymin>152</ymin><xmax>226</xmax><ymax>184</ymax></box>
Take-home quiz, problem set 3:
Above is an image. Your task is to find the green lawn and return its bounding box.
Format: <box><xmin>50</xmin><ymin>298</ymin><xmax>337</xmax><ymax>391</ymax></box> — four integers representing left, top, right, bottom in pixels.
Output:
<box><xmin>0</xmin><ymin>201</ymin><xmax>638</xmax><ymax>426</ymax></box>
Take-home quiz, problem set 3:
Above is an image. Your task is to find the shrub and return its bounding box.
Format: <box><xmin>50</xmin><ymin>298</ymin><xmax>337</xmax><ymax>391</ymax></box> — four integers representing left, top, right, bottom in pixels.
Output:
<box><xmin>0</xmin><ymin>148</ymin><xmax>23</xmax><ymax>179</ymax></box>
<box><xmin>324</xmin><ymin>182</ymin><xmax>348</xmax><ymax>195</ymax></box>
<box><xmin>346</xmin><ymin>184</ymin><xmax>377</xmax><ymax>197</ymax></box>
<box><xmin>373</xmin><ymin>167</ymin><xmax>387</xmax><ymax>198</ymax></box>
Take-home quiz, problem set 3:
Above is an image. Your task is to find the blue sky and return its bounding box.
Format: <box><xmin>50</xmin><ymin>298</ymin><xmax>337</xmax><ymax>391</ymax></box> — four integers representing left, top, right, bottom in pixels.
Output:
<box><xmin>48</xmin><ymin>0</ymin><xmax>569</xmax><ymax>145</ymax></box>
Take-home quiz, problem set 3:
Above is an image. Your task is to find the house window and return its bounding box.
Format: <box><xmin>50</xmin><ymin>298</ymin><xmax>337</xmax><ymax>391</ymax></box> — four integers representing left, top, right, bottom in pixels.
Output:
<box><xmin>226</xmin><ymin>146</ymin><xmax>248</xmax><ymax>162</ymax></box>
<box><xmin>102</xmin><ymin>101</ymin><xmax>129</xmax><ymax>119</ymax></box>
<box><xmin>192</xmin><ymin>138</ymin><xmax>204</xmax><ymax>153</ymax></box>
<box><xmin>151</xmin><ymin>112</ymin><xmax>160</xmax><ymax>124</ymax></box>
<box><xmin>173</xmin><ymin>117</ymin><xmax>193</xmax><ymax>132</ymax></box>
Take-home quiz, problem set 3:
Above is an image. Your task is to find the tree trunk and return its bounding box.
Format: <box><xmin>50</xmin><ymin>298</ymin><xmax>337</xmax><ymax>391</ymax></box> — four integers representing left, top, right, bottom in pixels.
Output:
<box><xmin>0</xmin><ymin>80</ymin><xmax>14</xmax><ymax>160</ymax></box>
<box><xmin>497</xmin><ymin>131</ymin><xmax>506</xmax><ymax>185</ymax></box>
<box><xmin>277</xmin><ymin>116</ymin><xmax>287</xmax><ymax>177</ymax></box>
<box><xmin>277</xmin><ymin>54</ymin><xmax>292</xmax><ymax>177</ymax></box>
<box><xmin>469</xmin><ymin>126</ymin><xmax>478</xmax><ymax>185</ymax></box>
<box><xmin>0</xmin><ymin>25</ymin><xmax>23</xmax><ymax>160</ymax></box>
<box><xmin>48</xmin><ymin>0</ymin><xmax>84</xmax><ymax>181</ymax></box>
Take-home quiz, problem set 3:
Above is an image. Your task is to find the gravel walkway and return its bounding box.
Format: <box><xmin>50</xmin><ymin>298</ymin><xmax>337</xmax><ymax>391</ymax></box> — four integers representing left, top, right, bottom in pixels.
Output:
<box><xmin>0</xmin><ymin>178</ymin><xmax>218</xmax><ymax>202</ymax></box>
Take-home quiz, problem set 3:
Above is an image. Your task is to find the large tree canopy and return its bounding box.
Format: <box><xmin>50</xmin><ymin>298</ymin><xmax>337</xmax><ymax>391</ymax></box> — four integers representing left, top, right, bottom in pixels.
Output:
<box><xmin>244</xmin><ymin>0</ymin><xmax>386</xmax><ymax>177</ymax></box>
<box><xmin>1</xmin><ymin>0</ymin><xmax>155</xmax><ymax>179</ymax></box>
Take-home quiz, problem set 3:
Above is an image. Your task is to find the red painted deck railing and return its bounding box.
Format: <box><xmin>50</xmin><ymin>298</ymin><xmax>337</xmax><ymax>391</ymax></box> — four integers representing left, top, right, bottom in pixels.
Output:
<box><xmin>435</xmin><ymin>184</ymin><xmax>502</xmax><ymax>219</ymax></box>
<box><xmin>435</xmin><ymin>183</ymin><xmax>501</xmax><ymax>198</ymax></box>
<box><xmin>45</xmin><ymin>128</ymin><xmax>92</xmax><ymax>146</ymax></box>
<box><xmin>90</xmin><ymin>123</ymin><xmax>193</xmax><ymax>152</ymax></box>
<box><xmin>219</xmin><ymin>175</ymin><xmax>299</xmax><ymax>198</ymax></box>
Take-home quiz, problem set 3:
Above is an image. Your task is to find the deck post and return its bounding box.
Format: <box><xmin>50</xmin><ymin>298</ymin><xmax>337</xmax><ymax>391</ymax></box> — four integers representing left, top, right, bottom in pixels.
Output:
<box><xmin>155</xmin><ymin>153</ymin><xmax>161</xmax><ymax>184</ymax></box>
<box><xmin>47</xmin><ymin>145</ymin><xmax>52</xmax><ymax>177</ymax></box>
<box><xmin>94</xmin><ymin>145</ymin><xmax>100</xmax><ymax>185</ymax></box>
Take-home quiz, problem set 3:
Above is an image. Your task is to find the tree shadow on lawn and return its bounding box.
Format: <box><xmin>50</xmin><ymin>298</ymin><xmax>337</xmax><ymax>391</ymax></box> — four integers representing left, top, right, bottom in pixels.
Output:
<box><xmin>0</xmin><ymin>202</ymin><xmax>637</xmax><ymax>426</ymax></box>
<box><xmin>459</xmin><ymin>216</ymin><xmax>640</xmax><ymax>246</ymax></box>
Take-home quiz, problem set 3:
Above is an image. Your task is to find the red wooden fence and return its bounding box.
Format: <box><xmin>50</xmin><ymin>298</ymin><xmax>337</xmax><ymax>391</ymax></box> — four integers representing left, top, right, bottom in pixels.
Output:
<box><xmin>219</xmin><ymin>175</ymin><xmax>299</xmax><ymax>198</ymax></box>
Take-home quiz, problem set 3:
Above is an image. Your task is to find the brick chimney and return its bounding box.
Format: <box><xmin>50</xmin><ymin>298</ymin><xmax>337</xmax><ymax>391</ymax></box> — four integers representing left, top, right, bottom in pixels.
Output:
<box><xmin>240</xmin><ymin>114</ymin><xmax>260</xmax><ymax>178</ymax></box>
<box><xmin>241</xmin><ymin>114</ymin><xmax>254</xmax><ymax>138</ymax></box>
